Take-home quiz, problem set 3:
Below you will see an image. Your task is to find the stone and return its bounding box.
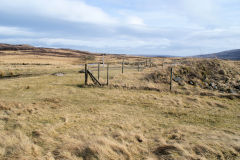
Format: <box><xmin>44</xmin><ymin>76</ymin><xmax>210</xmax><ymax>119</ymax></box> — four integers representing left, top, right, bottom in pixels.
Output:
<box><xmin>32</xmin><ymin>131</ymin><xmax>41</xmax><ymax>138</ymax></box>
<box><xmin>213</xmin><ymin>86</ymin><xmax>218</xmax><ymax>90</ymax></box>
<box><xmin>178</xmin><ymin>81</ymin><xmax>185</xmax><ymax>86</ymax></box>
<box><xmin>225</xmin><ymin>77</ymin><xmax>229</xmax><ymax>83</ymax></box>
<box><xmin>219</xmin><ymin>87</ymin><xmax>225</xmax><ymax>92</ymax></box>
<box><xmin>173</xmin><ymin>76</ymin><xmax>182</xmax><ymax>83</ymax></box>
<box><xmin>52</xmin><ymin>72</ymin><xmax>64</xmax><ymax>76</ymax></box>
<box><xmin>135</xmin><ymin>135</ymin><xmax>144</xmax><ymax>143</ymax></box>
<box><xmin>234</xmin><ymin>85</ymin><xmax>240</xmax><ymax>90</ymax></box>
<box><xmin>226</xmin><ymin>89</ymin><xmax>235</xmax><ymax>94</ymax></box>
<box><xmin>210</xmin><ymin>82</ymin><xmax>217</xmax><ymax>87</ymax></box>
<box><xmin>173</xmin><ymin>76</ymin><xmax>185</xmax><ymax>86</ymax></box>
<box><xmin>78</xmin><ymin>69</ymin><xmax>85</xmax><ymax>73</ymax></box>
<box><xmin>218</xmin><ymin>70</ymin><xmax>225</xmax><ymax>75</ymax></box>
<box><xmin>209</xmin><ymin>82</ymin><xmax>218</xmax><ymax>90</ymax></box>
<box><xmin>188</xmin><ymin>80</ymin><xmax>195</xmax><ymax>85</ymax></box>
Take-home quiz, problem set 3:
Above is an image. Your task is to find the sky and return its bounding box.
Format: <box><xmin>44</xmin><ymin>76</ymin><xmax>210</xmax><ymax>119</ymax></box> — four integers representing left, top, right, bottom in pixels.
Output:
<box><xmin>0</xmin><ymin>0</ymin><xmax>240</xmax><ymax>56</ymax></box>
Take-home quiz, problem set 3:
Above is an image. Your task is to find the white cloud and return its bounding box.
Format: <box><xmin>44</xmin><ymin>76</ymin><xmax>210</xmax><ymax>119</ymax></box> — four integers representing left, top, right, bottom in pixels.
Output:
<box><xmin>181</xmin><ymin>0</ymin><xmax>216</xmax><ymax>18</ymax></box>
<box><xmin>41</xmin><ymin>37</ymin><xmax>170</xmax><ymax>48</ymax></box>
<box><xmin>0</xmin><ymin>36</ymin><xmax>170</xmax><ymax>49</ymax></box>
<box><xmin>186</xmin><ymin>27</ymin><xmax>240</xmax><ymax>40</ymax></box>
<box><xmin>0</xmin><ymin>0</ymin><xmax>117</xmax><ymax>25</ymax></box>
<box><xmin>0</xmin><ymin>26</ymin><xmax>35</xmax><ymax>36</ymax></box>
<box><xmin>0</xmin><ymin>0</ymin><xmax>240</xmax><ymax>56</ymax></box>
<box><xmin>126</xmin><ymin>16</ymin><xmax>145</xmax><ymax>26</ymax></box>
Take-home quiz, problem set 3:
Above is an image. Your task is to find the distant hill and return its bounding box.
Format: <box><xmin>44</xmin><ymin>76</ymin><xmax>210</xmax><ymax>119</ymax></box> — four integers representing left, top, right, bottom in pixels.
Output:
<box><xmin>196</xmin><ymin>49</ymin><xmax>240</xmax><ymax>60</ymax></box>
<box><xmin>0</xmin><ymin>43</ymin><xmax>98</xmax><ymax>58</ymax></box>
<box><xmin>0</xmin><ymin>43</ymin><xmax>35</xmax><ymax>51</ymax></box>
<box><xmin>0</xmin><ymin>43</ymin><xmax>128</xmax><ymax>60</ymax></box>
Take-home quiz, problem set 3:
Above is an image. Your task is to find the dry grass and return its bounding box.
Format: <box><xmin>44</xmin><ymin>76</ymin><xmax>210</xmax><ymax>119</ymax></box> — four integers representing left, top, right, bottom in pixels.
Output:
<box><xmin>0</xmin><ymin>51</ymin><xmax>240</xmax><ymax>160</ymax></box>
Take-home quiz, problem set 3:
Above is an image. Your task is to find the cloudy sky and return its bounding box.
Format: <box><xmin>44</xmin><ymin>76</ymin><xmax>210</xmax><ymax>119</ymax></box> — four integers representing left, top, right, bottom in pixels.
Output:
<box><xmin>0</xmin><ymin>0</ymin><xmax>240</xmax><ymax>56</ymax></box>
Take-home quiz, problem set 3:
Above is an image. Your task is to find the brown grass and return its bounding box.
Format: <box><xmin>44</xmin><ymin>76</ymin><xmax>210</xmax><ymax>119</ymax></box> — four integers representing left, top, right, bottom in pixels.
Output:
<box><xmin>0</xmin><ymin>50</ymin><xmax>240</xmax><ymax>159</ymax></box>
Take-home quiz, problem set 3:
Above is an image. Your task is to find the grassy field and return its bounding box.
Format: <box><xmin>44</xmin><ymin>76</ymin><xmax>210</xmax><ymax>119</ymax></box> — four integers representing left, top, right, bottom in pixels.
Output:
<box><xmin>0</xmin><ymin>50</ymin><xmax>240</xmax><ymax>160</ymax></box>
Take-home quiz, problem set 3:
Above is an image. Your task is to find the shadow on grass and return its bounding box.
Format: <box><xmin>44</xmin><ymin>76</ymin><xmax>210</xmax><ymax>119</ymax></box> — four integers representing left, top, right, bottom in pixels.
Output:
<box><xmin>76</xmin><ymin>84</ymin><xmax>106</xmax><ymax>88</ymax></box>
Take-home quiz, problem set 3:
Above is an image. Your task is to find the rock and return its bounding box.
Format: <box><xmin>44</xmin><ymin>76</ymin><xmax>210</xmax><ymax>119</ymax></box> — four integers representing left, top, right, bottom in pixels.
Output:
<box><xmin>188</xmin><ymin>80</ymin><xmax>195</xmax><ymax>85</ymax></box>
<box><xmin>209</xmin><ymin>82</ymin><xmax>218</xmax><ymax>90</ymax></box>
<box><xmin>173</xmin><ymin>76</ymin><xmax>182</xmax><ymax>82</ymax></box>
<box><xmin>234</xmin><ymin>85</ymin><xmax>240</xmax><ymax>90</ymax></box>
<box><xmin>32</xmin><ymin>131</ymin><xmax>41</xmax><ymax>138</ymax></box>
<box><xmin>52</xmin><ymin>72</ymin><xmax>64</xmax><ymax>76</ymax></box>
<box><xmin>178</xmin><ymin>81</ymin><xmax>185</xmax><ymax>86</ymax></box>
<box><xmin>225</xmin><ymin>77</ymin><xmax>230</xmax><ymax>83</ymax></box>
<box><xmin>213</xmin><ymin>86</ymin><xmax>218</xmax><ymax>90</ymax></box>
<box><xmin>60</xmin><ymin>116</ymin><xmax>68</xmax><ymax>123</ymax></box>
<box><xmin>209</xmin><ymin>82</ymin><xmax>215</xmax><ymax>87</ymax></box>
<box><xmin>219</xmin><ymin>87</ymin><xmax>225</xmax><ymax>92</ymax></box>
<box><xmin>173</xmin><ymin>76</ymin><xmax>185</xmax><ymax>86</ymax></box>
<box><xmin>135</xmin><ymin>135</ymin><xmax>144</xmax><ymax>143</ymax></box>
<box><xmin>218</xmin><ymin>70</ymin><xmax>225</xmax><ymax>75</ymax></box>
<box><xmin>226</xmin><ymin>89</ymin><xmax>235</xmax><ymax>94</ymax></box>
<box><xmin>78</xmin><ymin>69</ymin><xmax>85</xmax><ymax>73</ymax></box>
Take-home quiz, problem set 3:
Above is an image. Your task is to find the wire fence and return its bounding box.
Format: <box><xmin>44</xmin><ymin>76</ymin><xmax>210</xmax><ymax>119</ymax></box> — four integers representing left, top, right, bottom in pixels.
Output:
<box><xmin>81</xmin><ymin>59</ymin><xmax>175</xmax><ymax>91</ymax></box>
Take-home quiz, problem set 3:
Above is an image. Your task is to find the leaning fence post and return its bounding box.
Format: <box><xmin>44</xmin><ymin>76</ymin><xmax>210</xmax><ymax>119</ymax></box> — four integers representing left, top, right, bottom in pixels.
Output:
<box><xmin>170</xmin><ymin>67</ymin><xmax>173</xmax><ymax>91</ymax></box>
<box><xmin>85</xmin><ymin>64</ymin><xmax>88</xmax><ymax>85</ymax></box>
<box><xmin>98</xmin><ymin>63</ymin><xmax>100</xmax><ymax>80</ymax></box>
<box><xmin>107</xmin><ymin>63</ymin><xmax>109</xmax><ymax>86</ymax></box>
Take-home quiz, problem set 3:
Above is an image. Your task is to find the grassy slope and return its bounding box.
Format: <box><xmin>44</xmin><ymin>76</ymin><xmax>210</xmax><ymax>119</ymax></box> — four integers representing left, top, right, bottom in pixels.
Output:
<box><xmin>0</xmin><ymin>51</ymin><xmax>240</xmax><ymax>160</ymax></box>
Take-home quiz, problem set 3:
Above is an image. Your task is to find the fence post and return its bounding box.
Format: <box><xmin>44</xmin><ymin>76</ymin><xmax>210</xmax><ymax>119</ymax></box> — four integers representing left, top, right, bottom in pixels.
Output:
<box><xmin>138</xmin><ymin>61</ymin><xmax>140</xmax><ymax>72</ymax></box>
<box><xmin>107</xmin><ymin>63</ymin><xmax>109</xmax><ymax>86</ymax></box>
<box><xmin>98</xmin><ymin>63</ymin><xmax>100</xmax><ymax>80</ymax></box>
<box><xmin>85</xmin><ymin>64</ymin><xmax>88</xmax><ymax>85</ymax></box>
<box><xmin>162</xmin><ymin>58</ymin><xmax>164</xmax><ymax>70</ymax></box>
<box><xmin>170</xmin><ymin>67</ymin><xmax>173</xmax><ymax>91</ymax></box>
<box><xmin>102</xmin><ymin>55</ymin><xmax>105</xmax><ymax>67</ymax></box>
<box><xmin>122</xmin><ymin>60</ymin><xmax>124</xmax><ymax>74</ymax></box>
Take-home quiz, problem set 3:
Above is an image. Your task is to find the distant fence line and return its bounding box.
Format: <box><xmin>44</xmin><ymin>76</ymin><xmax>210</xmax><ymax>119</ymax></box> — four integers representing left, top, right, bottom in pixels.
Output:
<box><xmin>82</xmin><ymin>59</ymin><xmax>175</xmax><ymax>91</ymax></box>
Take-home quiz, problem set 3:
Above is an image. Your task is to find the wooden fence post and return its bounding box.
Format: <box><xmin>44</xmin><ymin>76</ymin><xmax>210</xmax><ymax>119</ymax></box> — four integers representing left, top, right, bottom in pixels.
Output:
<box><xmin>98</xmin><ymin>63</ymin><xmax>100</xmax><ymax>80</ymax></box>
<box><xmin>107</xmin><ymin>64</ymin><xmax>109</xmax><ymax>86</ymax></box>
<box><xmin>138</xmin><ymin>61</ymin><xmax>140</xmax><ymax>72</ymax></box>
<box><xmin>85</xmin><ymin>64</ymin><xmax>88</xmax><ymax>85</ymax></box>
<box><xmin>122</xmin><ymin>60</ymin><xmax>124</xmax><ymax>74</ymax></box>
<box><xmin>170</xmin><ymin>67</ymin><xmax>173</xmax><ymax>91</ymax></box>
<box><xmin>162</xmin><ymin>58</ymin><xmax>164</xmax><ymax>70</ymax></box>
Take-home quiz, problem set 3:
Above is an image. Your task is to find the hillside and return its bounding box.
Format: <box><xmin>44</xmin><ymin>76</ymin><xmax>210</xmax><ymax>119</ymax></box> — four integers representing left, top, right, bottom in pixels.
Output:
<box><xmin>0</xmin><ymin>43</ymin><xmax>97</xmax><ymax>58</ymax></box>
<box><xmin>196</xmin><ymin>49</ymin><xmax>240</xmax><ymax>60</ymax></box>
<box><xmin>0</xmin><ymin>43</ymin><xmax>131</xmax><ymax>65</ymax></box>
<box><xmin>0</xmin><ymin>44</ymin><xmax>240</xmax><ymax>159</ymax></box>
